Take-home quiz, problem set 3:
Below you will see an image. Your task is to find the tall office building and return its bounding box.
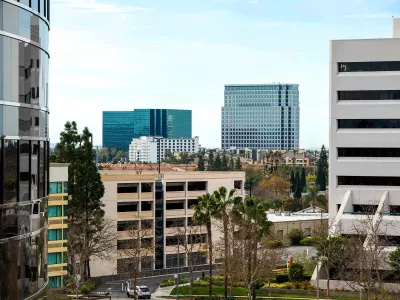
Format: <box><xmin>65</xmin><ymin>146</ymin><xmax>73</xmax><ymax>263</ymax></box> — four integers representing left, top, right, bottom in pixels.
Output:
<box><xmin>221</xmin><ymin>84</ymin><xmax>299</xmax><ymax>150</ymax></box>
<box><xmin>330</xmin><ymin>19</ymin><xmax>400</xmax><ymax>250</ymax></box>
<box><xmin>102</xmin><ymin>109</ymin><xmax>192</xmax><ymax>151</ymax></box>
<box><xmin>0</xmin><ymin>0</ymin><xmax>50</xmax><ymax>299</ymax></box>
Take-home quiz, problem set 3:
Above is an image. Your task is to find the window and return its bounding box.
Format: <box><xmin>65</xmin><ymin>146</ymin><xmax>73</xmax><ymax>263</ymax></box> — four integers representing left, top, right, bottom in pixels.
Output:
<box><xmin>49</xmin><ymin>229</ymin><xmax>62</xmax><ymax>241</ymax></box>
<box><xmin>50</xmin><ymin>182</ymin><xmax>62</xmax><ymax>194</ymax></box>
<box><xmin>188</xmin><ymin>181</ymin><xmax>207</xmax><ymax>191</ymax></box>
<box><xmin>141</xmin><ymin>220</ymin><xmax>152</xmax><ymax>229</ymax></box>
<box><xmin>48</xmin><ymin>206</ymin><xmax>62</xmax><ymax>217</ymax></box>
<box><xmin>166</xmin><ymin>201</ymin><xmax>184</xmax><ymax>210</ymax></box>
<box><xmin>4</xmin><ymin>140</ymin><xmax>18</xmax><ymax>203</ymax></box>
<box><xmin>49</xmin><ymin>276</ymin><xmax>62</xmax><ymax>288</ymax></box>
<box><xmin>338</xmin><ymin>61</ymin><xmax>400</xmax><ymax>72</ymax></box>
<box><xmin>117</xmin><ymin>183</ymin><xmax>138</xmax><ymax>193</ymax></box>
<box><xmin>187</xmin><ymin>199</ymin><xmax>198</xmax><ymax>209</ymax></box>
<box><xmin>117</xmin><ymin>202</ymin><xmax>138</xmax><ymax>212</ymax></box>
<box><xmin>63</xmin><ymin>181</ymin><xmax>68</xmax><ymax>193</ymax></box>
<box><xmin>166</xmin><ymin>182</ymin><xmax>185</xmax><ymax>192</ymax></box>
<box><xmin>63</xmin><ymin>205</ymin><xmax>68</xmax><ymax>216</ymax></box>
<box><xmin>166</xmin><ymin>235</ymin><xmax>185</xmax><ymax>246</ymax></box>
<box><xmin>141</xmin><ymin>201</ymin><xmax>152</xmax><ymax>211</ymax></box>
<box><xmin>234</xmin><ymin>180</ymin><xmax>242</xmax><ymax>189</ymax></box>
<box><xmin>338</xmin><ymin>90</ymin><xmax>400</xmax><ymax>101</ymax></box>
<box><xmin>141</xmin><ymin>183</ymin><xmax>153</xmax><ymax>193</ymax></box>
<box><xmin>117</xmin><ymin>240</ymin><xmax>136</xmax><ymax>250</ymax></box>
<box><xmin>338</xmin><ymin>148</ymin><xmax>400</xmax><ymax>157</ymax></box>
<box><xmin>48</xmin><ymin>253</ymin><xmax>62</xmax><ymax>265</ymax></box>
<box><xmin>63</xmin><ymin>229</ymin><xmax>67</xmax><ymax>240</ymax></box>
<box><xmin>338</xmin><ymin>119</ymin><xmax>400</xmax><ymax>129</ymax></box>
<box><xmin>166</xmin><ymin>254</ymin><xmax>186</xmax><ymax>268</ymax></box>
<box><xmin>117</xmin><ymin>221</ymin><xmax>138</xmax><ymax>231</ymax></box>
<box><xmin>338</xmin><ymin>176</ymin><xmax>400</xmax><ymax>186</ymax></box>
<box><xmin>166</xmin><ymin>218</ymin><xmax>185</xmax><ymax>228</ymax></box>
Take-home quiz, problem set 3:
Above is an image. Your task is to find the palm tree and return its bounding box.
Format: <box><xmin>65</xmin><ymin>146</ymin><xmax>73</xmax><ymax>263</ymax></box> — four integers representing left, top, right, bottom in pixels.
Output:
<box><xmin>193</xmin><ymin>193</ymin><xmax>217</xmax><ymax>298</ymax></box>
<box><xmin>213</xmin><ymin>187</ymin><xmax>242</xmax><ymax>299</ymax></box>
<box><xmin>303</xmin><ymin>185</ymin><xmax>327</xmax><ymax>212</ymax></box>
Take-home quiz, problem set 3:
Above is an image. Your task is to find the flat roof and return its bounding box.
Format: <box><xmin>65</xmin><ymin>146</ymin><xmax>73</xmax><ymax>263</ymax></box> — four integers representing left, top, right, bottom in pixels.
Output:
<box><xmin>50</xmin><ymin>163</ymin><xmax>70</xmax><ymax>167</ymax></box>
<box><xmin>225</xmin><ymin>83</ymin><xmax>299</xmax><ymax>87</ymax></box>
<box><xmin>267</xmin><ymin>212</ymin><xmax>329</xmax><ymax>223</ymax></box>
<box><xmin>99</xmin><ymin>170</ymin><xmax>244</xmax><ymax>175</ymax></box>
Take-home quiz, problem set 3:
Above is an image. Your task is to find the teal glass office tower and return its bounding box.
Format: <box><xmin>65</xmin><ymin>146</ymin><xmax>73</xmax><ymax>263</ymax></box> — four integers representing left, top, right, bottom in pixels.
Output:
<box><xmin>221</xmin><ymin>84</ymin><xmax>299</xmax><ymax>150</ymax></box>
<box><xmin>103</xmin><ymin>109</ymin><xmax>192</xmax><ymax>150</ymax></box>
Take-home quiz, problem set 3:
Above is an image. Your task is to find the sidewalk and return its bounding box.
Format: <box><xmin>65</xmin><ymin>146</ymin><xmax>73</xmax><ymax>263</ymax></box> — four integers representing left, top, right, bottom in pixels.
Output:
<box><xmin>153</xmin><ymin>286</ymin><xmax>176</xmax><ymax>298</ymax></box>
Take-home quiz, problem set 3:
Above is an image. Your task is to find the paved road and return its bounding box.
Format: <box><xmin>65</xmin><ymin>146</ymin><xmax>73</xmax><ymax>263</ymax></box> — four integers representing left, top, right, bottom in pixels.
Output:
<box><xmin>93</xmin><ymin>270</ymin><xmax>211</xmax><ymax>299</ymax></box>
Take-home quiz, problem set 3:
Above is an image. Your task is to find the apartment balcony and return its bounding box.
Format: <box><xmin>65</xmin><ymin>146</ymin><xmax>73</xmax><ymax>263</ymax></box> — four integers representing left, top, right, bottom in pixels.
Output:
<box><xmin>117</xmin><ymin>212</ymin><xmax>139</xmax><ymax>220</ymax></box>
<box><xmin>117</xmin><ymin>193</ymin><xmax>139</xmax><ymax>200</ymax></box>
<box><xmin>48</xmin><ymin>263</ymin><xmax>67</xmax><ymax>277</ymax></box>
<box><xmin>48</xmin><ymin>241</ymin><xmax>67</xmax><ymax>253</ymax></box>
<box><xmin>118</xmin><ymin>228</ymin><xmax>153</xmax><ymax>239</ymax></box>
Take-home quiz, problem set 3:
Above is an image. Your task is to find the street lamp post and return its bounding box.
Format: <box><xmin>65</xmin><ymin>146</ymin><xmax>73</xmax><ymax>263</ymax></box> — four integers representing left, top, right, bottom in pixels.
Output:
<box><xmin>316</xmin><ymin>256</ymin><xmax>328</xmax><ymax>300</ymax></box>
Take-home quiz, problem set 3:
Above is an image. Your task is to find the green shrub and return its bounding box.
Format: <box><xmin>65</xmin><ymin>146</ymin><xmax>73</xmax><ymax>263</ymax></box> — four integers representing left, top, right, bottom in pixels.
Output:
<box><xmin>288</xmin><ymin>263</ymin><xmax>304</xmax><ymax>282</ymax></box>
<box><xmin>79</xmin><ymin>279</ymin><xmax>96</xmax><ymax>294</ymax></box>
<box><xmin>194</xmin><ymin>296</ymin><xmax>221</xmax><ymax>300</ymax></box>
<box><xmin>287</xmin><ymin>229</ymin><xmax>304</xmax><ymax>246</ymax></box>
<box><xmin>160</xmin><ymin>278</ymin><xmax>188</xmax><ymax>287</ymax></box>
<box><xmin>265</xmin><ymin>239</ymin><xmax>283</xmax><ymax>249</ymax></box>
<box><xmin>299</xmin><ymin>236</ymin><xmax>320</xmax><ymax>246</ymax></box>
<box><xmin>194</xmin><ymin>280</ymin><xmax>209</xmax><ymax>287</ymax></box>
<box><xmin>275</xmin><ymin>273</ymin><xmax>289</xmax><ymax>283</ymax></box>
<box><xmin>232</xmin><ymin>281</ymin><xmax>246</xmax><ymax>287</ymax></box>
<box><xmin>254</xmin><ymin>279</ymin><xmax>265</xmax><ymax>290</ymax></box>
<box><xmin>303</xmin><ymin>274</ymin><xmax>312</xmax><ymax>281</ymax></box>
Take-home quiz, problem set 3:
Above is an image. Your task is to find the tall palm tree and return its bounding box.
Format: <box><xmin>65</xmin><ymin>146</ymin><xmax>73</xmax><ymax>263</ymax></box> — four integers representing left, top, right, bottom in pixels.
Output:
<box><xmin>193</xmin><ymin>193</ymin><xmax>217</xmax><ymax>298</ymax></box>
<box><xmin>303</xmin><ymin>185</ymin><xmax>327</xmax><ymax>212</ymax></box>
<box><xmin>213</xmin><ymin>187</ymin><xmax>242</xmax><ymax>299</ymax></box>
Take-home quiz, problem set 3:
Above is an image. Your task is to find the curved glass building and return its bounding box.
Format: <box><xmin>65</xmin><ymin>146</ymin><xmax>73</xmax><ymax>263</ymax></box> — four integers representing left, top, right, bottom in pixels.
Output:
<box><xmin>0</xmin><ymin>0</ymin><xmax>50</xmax><ymax>299</ymax></box>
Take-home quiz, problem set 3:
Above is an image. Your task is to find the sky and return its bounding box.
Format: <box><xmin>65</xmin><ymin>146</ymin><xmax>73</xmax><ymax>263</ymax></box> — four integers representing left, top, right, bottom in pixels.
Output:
<box><xmin>50</xmin><ymin>0</ymin><xmax>400</xmax><ymax>149</ymax></box>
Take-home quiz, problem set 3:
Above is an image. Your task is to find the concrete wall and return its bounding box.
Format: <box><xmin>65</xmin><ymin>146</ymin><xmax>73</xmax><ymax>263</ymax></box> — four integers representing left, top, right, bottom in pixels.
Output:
<box><xmin>49</xmin><ymin>163</ymin><xmax>69</xmax><ymax>182</ymax></box>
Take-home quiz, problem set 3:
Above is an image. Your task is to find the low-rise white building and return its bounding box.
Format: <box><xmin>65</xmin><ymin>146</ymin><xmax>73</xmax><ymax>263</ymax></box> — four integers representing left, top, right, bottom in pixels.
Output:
<box><xmin>129</xmin><ymin>136</ymin><xmax>200</xmax><ymax>163</ymax></box>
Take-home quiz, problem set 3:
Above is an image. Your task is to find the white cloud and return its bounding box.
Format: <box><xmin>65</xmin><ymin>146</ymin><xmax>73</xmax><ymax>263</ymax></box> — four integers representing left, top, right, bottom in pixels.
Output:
<box><xmin>52</xmin><ymin>0</ymin><xmax>153</xmax><ymax>14</ymax></box>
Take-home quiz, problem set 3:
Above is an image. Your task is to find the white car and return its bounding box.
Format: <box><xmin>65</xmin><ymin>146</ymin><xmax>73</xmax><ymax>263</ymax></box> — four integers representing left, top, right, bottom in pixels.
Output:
<box><xmin>127</xmin><ymin>285</ymin><xmax>151</xmax><ymax>299</ymax></box>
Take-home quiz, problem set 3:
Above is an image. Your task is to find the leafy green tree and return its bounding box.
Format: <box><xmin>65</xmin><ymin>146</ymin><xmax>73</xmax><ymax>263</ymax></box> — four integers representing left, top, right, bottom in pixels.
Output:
<box><xmin>193</xmin><ymin>193</ymin><xmax>218</xmax><ymax>298</ymax></box>
<box><xmin>213</xmin><ymin>187</ymin><xmax>242</xmax><ymax>299</ymax></box>
<box><xmin>115</xmin><ymin>150</ymin><xmax>128</xmax><ymax>162</ymax></box>
<box><xmin>207</xmin><ymin>152</ymin><xmax>214</xmax><ymax>171</ymax></box>
<box><xmin>53</xmin><ymin>122</ymin><xmax>106</xmax><ymax>279</ymax></box>
<box><xmin>287</xmin><ymin>228</ymin><xmax>304</xmax><ymax>245</ymax></box>
<box><xmin>234</xmin><ymin>156</ymin><xmax>242</xmax><ymax>171</ymax></box>
<box><xmin>290</xmin><ymin>170</ymin><xmax>295</xmax><ymax>192</ymax></box>
<box><xmin>316</xmin><ymin>145</ymin><xmax>328</xmax><ymax>191</ymax></box>
<box><xmin>214</xmin><ymin>153</ymin><xmax>222</xmax><ymax>171</ymax></box>
<box><xmin>221</xmin><ymin>150</ymin><xmax>229</xmax><ymax>171</ymax></box>
<box><xmin>245</xmin><ymin>166</ymin><xmax>262</xmax><ymax>197</ymax></box>
<box><xmin>389</xmin><ymin>246</ymin><xmax>400</xmax><ymax>276</ymax></box>
<box><xmin>97</xmin><ymin>147</ymin><xmax>110</xmax><ymax>162</ymax></box>
<box><xmin>229</xmin><ymin>157</ymin><xmax>235</xmax><ymax>171</ymax></box>
<box><xmin>293</xmin><ymin>171</ymin><xmax>302</xmax><ymax>199</ymax></box>
<box><xmin>197</xmin><ymin>154</ymin><xmax>205</xmax><ymax>171</ymax></box>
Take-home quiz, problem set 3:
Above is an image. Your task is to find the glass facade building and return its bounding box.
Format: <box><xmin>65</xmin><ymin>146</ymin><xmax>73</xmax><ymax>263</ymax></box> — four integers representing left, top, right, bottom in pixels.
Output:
<box><xmin>103</xmin><ymin>109</ymin><xmax>192</xmax><ymax>150</ymax></box>
<box><xmin>221</xmin><ymin>84</ymin><xmax>299</xmax><ymax>150</ymax></box>
<box><xmin>0</xmin><ymin>0</ymin><xmax>50</xmax><ymax>299</ymax></box>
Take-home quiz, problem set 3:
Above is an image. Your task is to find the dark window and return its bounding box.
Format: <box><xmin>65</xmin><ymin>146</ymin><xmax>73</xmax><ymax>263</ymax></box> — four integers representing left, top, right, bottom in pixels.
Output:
<box><xmin>141</xmin><ymin>238</ymin><xmax>153</xmax><ymax>248</ymax></box>
<box><xmin>31</xmin><ymin>141</ymin><xmax>38</xmax><ymax>199</ymax></box>
<box><xmin>117</xmin><ymin>203</ymin><xmax>138</xmax><ymax>212</ymax></box>
<box><xmin>338</xmin><ymin>61</ymin><xmax>400</xmax><ymax>72</ymax></box>
<box><xmin>338</xmin><ymin>148</ymin><xmax>400</xmax><ymax>157</ymax></box>
<box><xmin>39</xmin><ymin>141</ymin><xmax>45</xmax><ymax>198</ymax></box>
<box><xmin>117</xmin><ymin>221</ymin><xmax>138</xmax><ymax>231</ymax></box>
<box><xmin>191</xmin><ymin>252</ymin><xmax>207</xmax><ymax>265</ymax></box>
<box><xmin>141</xmin><ymin>219</ymin><xmax>153</xmax><ymax>229</ymax></box>
<box><xmin>166</xmin><ymin>201</ymin><xmax>184</xmax><ymax>210</ymax></box>
<box><xmin>117</xmin><ymin>183</ymin><xmax>138</xmax><ymax>193</ymax></box>
<box><xmin>141</xmin><ymin>256</ymin><xmax>152</xmax><ymax>270</ymax></box>
<box><xmin>117</xmin><ymin>240</ymin><xmax>137</xmax><ymax>250</ymax></box>
<box><xmin>338</xmin><ymin>119</ymin><xmax>400</xmax><ymax>129</ymax></box>
<box><xmin>4</xmin><ymin>140</ymin><xmax>18</xmax><ymax>203</ymax></box>
<box><xmin>141</xmin><ymin>201</ymin><xmax>152</xmax><ymax>211</ymax></box>
<box><xmin>188</xmin><ymin>181</ymin><xmax>207</xmax><ymax>191</ymax></box>
<box><xmin>390</xmin><ymin>206</ymin><xmax>400</xmax><ymax>213</ymax></box>
<box><xmin>19</xmin><ymin>140</ymin><xmax>30</xmax><ymax>202</ymax></box>
<box><xmin>166</xmin><ymin>218</ymin><xmax>185</xmax><ymax>228</ymax></box>
<box><xmin>353</xmin><ymin>205</ymin><xmax>378</xmax><ymax>214</ymax></box>
<box><xmin>166</xmin><ymin>254</ymin><xmax>186</xmax><ymax>268</ymax></box>
<box><xmin>188</xmin><ymin>234</ymin><xmax>207</xmax><ymax>244</ymax></box>
<box><xmin>166</xmin><ymin>235</ymin><xmax>185</xmax><ymax>246</ymax></box>
<box><xmin>187</xmin><ymin>199</ymin><xmax>198</xmax><ymax>209</ymax></box>
<box><xmin>338</xmin><ymin>90</ymin><xmax>400</xmax><ymax>101</ymax></box>
<box><xmin>166</xmin><ymin>182</ymin><xmax>185</xmax><ymax>192</ymax></box>
<box><xmin>141</xmin><ymin>183</ymin><xmax>153</xmax><ymax>193</ymax></box>
<box><xmin>338</xmin><ymin>176</ymin><xmax>400</xmax><ymax>186</ymax></box>
<box><xmin>117</xmin><ymin>258</ymin><xmax>137</xmax><ymax>274</ymax></box>
<box><xmin>234</xmin><ymin>180</ymin><xmax>242</xmax><ymax>189</ymax></box>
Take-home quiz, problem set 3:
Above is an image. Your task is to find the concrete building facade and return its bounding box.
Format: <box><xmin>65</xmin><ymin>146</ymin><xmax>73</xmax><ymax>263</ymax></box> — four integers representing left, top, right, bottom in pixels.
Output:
<box><xmin>129</xmin><ymin>136</ymin><xmax>200</xmax><ymax>163</ymax></box>
<box><xmin>48</xmin><ymin>164</ymin><xmax>69</xmax><ymax>289</ymax></box>
<box><xmin>329</xmin><ymin>21</ymin><xmax>400</xmax><ymax>243</ymax></box>
<box><xmin>221</xmin><ymin>84</ymin><xmax>300</xmax><ymax>151</ymax></box>
<box><xmin>90</xmin><ymin>171</ymin><xmax>245</xmax><ymax>277</ymax></box>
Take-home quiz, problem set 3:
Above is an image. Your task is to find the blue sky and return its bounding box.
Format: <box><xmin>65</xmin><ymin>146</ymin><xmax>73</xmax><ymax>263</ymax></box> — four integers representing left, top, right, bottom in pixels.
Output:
<box><xmin>50</xmin><ymin>0</ymin><xmax>400</xmax><ymax>149</ymax></box>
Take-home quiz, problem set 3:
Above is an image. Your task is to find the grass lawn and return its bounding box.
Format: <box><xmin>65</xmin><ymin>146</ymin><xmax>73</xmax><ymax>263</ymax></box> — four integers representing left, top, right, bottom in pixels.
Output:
<box><xmin>170</xmin><ymin>285</ymin><xmax>357</xmax><ymax>300</ymax></box>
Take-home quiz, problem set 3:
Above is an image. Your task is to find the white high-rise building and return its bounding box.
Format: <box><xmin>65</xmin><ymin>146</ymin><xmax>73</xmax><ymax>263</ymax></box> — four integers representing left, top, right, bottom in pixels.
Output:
<box><xmin>329</xmin><ymin>19</ymin><xmax>400</xmax><ymax>242</ymax></box>
<box><xmin>129</xmin><ymin>136</ymin><xmax>200</xmax><ymax>163</ymax></box>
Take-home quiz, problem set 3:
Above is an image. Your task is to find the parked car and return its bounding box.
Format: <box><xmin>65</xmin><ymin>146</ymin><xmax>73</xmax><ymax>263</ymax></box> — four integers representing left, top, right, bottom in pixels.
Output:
<box><xmin>127</xmin><ymin>285</ymin><xmax>151</xmax><ymax>299</ymax></box>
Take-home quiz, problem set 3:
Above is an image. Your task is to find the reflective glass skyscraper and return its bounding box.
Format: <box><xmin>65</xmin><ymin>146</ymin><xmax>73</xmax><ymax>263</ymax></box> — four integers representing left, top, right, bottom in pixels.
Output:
<box><xmin>103</xmin><ymin>109</ymin><xmax>192</xmax><ymax>150</ymax></box>
<box><xmin>221</xmin><ymin>84</ymin><xmax>299</xmax><ymax>150</ymax></box>
<box><xmin>0</xmin><ymin>0</ymin><xmax>50</xmax><ymax>299</ymax></box>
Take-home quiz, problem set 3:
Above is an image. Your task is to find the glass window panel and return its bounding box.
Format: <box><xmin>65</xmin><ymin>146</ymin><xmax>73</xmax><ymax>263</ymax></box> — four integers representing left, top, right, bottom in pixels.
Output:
<box><xmin>49</xmin><ymin>276</ymin><xmax>61</xmax><ymax>288</ymax></box>
<box><xmin>19</xmin><ymin>140</ymin><xmax>30</xmax><ymax>202</ymax></box>
<box><xmin>19</xmin><ymin>8</ymin><xmax>31</xmax><ymax>40</ymax></box>
<box><xmin>39</xmin><ymin>141</ymin><xmax>45</xmax><ymax>198</ymax></box>
<box><xmin>48</xmin><ymin>229</ymin><xmax>62</xmax><ymax>241</ymax></box>
<box><xmin>4</xmin><ymin>140</ymin><xmax>18</xmax><ymax>203</ymax></box>
<box><xmin>31</xmin><ymin>0</ymin><xmax>39</xmax><ymax>11</ymax></box>
<box><xmin>48</xmin><ymin>206</ymin><xmax>62</xmax><ymax>217</ymax></box>
<box><xmin>31</xmin><ymin>141</ymin><xmax>39</xmax><ymax>199</ymax></box>
<box><xmin>63</xmin><ymin>181</ymin><xmax>68</xmax><ymax>193</ymax></box>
